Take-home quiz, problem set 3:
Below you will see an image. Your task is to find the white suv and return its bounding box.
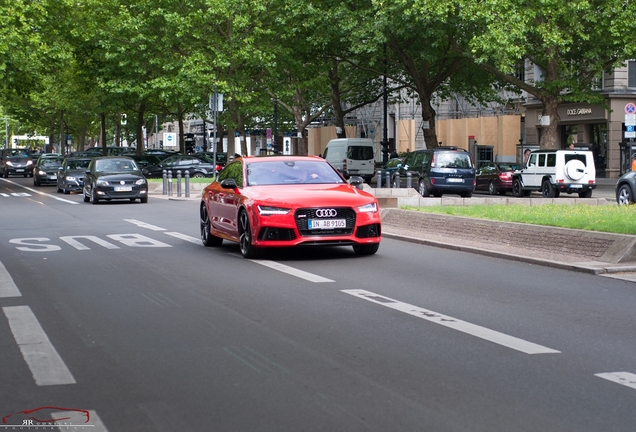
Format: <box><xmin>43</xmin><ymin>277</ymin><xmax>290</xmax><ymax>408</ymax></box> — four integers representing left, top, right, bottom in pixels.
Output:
<box><xmin>511</xmin><ymin>150</ymin><xmax>596</xmax><ymax>198</ymax></box>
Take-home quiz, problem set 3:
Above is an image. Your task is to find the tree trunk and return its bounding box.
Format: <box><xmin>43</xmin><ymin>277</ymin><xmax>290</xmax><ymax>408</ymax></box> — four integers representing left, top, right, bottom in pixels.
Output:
<box><xmin>100</xmin><ymin>113</ymin><xmax>107</xmax><ymax>155</ymax></box>
<box><xmin>58</xmin><ymin>111</ymin><xmax>64</xmax><ymax>154</ymax></box>
<box><xmin>136</xmin><ymin>101</ymin><xmax>146</xmax><ymax>155</ymax></box>
<box><xmin>539</xmin><ymin>96</ymin><xmax>560</xmax><ymax>149</ymax></box>
<box><xmin>178</xmin><ymin>104</ymin><xmax>185</xmax><ymax>154</ymax></box>
<box><xmin>420</xmin><ymin>99</ymin><xmax>439</xmax><ymax>149</ymax></box>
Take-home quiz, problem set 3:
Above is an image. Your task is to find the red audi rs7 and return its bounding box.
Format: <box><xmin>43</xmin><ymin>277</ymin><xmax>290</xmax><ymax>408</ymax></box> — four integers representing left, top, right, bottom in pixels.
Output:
<box><xmin>200</xmin><ymin>155</ymin><xmax>382</xmax><ymax>258</ymax></box>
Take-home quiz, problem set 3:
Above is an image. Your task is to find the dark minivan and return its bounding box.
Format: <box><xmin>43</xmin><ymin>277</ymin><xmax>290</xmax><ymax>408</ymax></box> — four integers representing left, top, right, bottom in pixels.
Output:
<box><xmin>392</xmin><ymin>147</ymin><xmax>476</xmax><ymax>197</ymax></box>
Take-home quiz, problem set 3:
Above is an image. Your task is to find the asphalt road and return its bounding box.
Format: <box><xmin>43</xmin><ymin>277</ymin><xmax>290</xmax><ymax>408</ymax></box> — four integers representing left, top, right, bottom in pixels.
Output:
<box><xmin>1</xmin><ymin>176</ymin><xmax>635</xmax><ymax>431</ymax></box>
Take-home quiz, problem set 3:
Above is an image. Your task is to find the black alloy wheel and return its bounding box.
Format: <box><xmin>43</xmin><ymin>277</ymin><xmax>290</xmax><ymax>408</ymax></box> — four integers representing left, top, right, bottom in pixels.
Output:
<box><xmin>200</xmin><ymin>204</ymin><xmax>222</xmax><ymax>247</ymax></box>
<box><xmin>542</xmin><ymin>179</ymin><xmax>556</xmax><ymax>198</ymax></box>
<box><xmin>512</xmin><ymin>178</ymin><xmax>523</xmax><ymax>197</ymax></box>
<box><xmin>239</xmin><ymin>210</ymin><xmax>260</xmax><ymax>258</ymax></box>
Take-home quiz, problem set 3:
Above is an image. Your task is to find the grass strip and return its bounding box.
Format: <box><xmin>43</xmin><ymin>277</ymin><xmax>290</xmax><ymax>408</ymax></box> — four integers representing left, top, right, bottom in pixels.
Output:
<box><xmin>402</xmin><ymin>204</ymin><xmax>636</xmax><ymax>235</ymax></box>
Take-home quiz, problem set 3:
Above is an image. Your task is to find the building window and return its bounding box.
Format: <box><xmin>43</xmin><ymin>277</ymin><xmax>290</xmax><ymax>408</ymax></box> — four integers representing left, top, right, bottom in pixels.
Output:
<box><xmin>629</xmin><ymin>61</ymin><xmax>636</xmax><ymax>88</ymax></box>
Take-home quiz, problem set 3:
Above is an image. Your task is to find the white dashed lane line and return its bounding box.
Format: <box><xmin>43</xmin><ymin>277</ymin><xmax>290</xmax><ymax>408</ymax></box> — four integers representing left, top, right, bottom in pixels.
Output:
<box><xmin>0</xmin><ymin>261</ymin><xmax>22</xmax><ymax>298</ymax></box>
<box><xmin>595</xmin><ymin>372</ymin><xmax>636</xmax><ymax>390</ymax></box>
<box><xmin>342</xmin><ymin>289</ymin><xmax>561</xmax><ymax>355</ymax></box>
<box><xmin>3</xmin><ymin>305</ymin><xmax>76</xmax><ymax>386</ymax></box>
<box><xmin>0</xmin><ymin>178</ymin><xmax>78</xmax><ymax>204</ymax></box>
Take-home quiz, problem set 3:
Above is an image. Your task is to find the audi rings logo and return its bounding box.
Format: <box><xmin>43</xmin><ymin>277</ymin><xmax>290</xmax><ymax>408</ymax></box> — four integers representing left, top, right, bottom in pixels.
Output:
<box><xmin>315</xmin><ymin>208</ymin><xmax>337</xmax><ymax>218</ymax></box>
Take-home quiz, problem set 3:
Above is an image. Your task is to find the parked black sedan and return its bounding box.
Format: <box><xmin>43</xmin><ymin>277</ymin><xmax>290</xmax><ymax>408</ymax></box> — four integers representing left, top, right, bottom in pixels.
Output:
<box><xmin>475</xmin><ymin>162</ymin><xmax>524</xmax><ymax>195</ymax></box>
<box><xmin>83</xmin><ymin>156</ymin><xmax>148</xmax><ymax>204</ymax></box>
<box><xmin>143</xmin><ymin>154</ymin><xmax>217</xmax><ymax>178</ymax></box>
<box><xmin>33</xmin><ymin>155</ymin><xmax>64</xmax><ymax>186</ymax></box>
<box><xmin>616</xmin><ymin>170</ymin><xmax>636</xmax><ymax>205</ymax></box>
<box><xmin>57</xmin><ymin>157</ymin><xmax>92</xmax><ymax>194</ymax></box>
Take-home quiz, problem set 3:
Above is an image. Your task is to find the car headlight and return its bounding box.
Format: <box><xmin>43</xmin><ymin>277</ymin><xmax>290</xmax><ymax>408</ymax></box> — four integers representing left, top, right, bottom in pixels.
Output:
<box><xmin>96</xmin><ymin>179</ymin><xmax>109</xmax><ymax>186</ymax></box>
<box><xmin>5</xmin><ymin>161</ymin><xmax>13</xmax><ymax>166</ymax></box>
<box><xmin>66</xmin><ymin>176</ymin><xmax>76</xmax><ymax>181</ymax></box>
<box><xmin>38</xmin><ymin>170</ymin><xmax>46</xmax><ymax>175</ymax></box>
<box><xmin>258</xmin><ymin>205</ymin><xmax>291</xmax><ymax>215</ymax></box>
<box><xmin>357</xmin><ymin>202</ymin><xmax>378</xmax><ymax>213</ymax></box>
<box><xmin>135</xmin><ymin>178</ymin><xmax>146</xmax><ymax>185</ymax></box>
<box><xmin>26</xmin><ymin>160</ymin><xmax>33</xmax><ymax>166</ymax></box>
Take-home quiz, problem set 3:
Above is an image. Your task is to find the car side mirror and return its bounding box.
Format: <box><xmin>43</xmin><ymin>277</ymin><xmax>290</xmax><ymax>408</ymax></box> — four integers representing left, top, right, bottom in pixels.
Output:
<box><xmin>220</xmin><ymin>178</ymin><xmax>238</xmax><ymax>189</ymax></box>
<box><xmin>348</xmin><ymin>176</ymin><xmax>364</xmax><ymax>190</ymax></box>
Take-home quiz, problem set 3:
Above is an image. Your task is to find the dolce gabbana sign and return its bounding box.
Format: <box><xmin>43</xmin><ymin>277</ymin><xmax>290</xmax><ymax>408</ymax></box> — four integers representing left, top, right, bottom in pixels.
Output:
<box><xmin>566</xmin><ymin>108</ymin><xmax>593</xmax><ymax>116</ymax></box>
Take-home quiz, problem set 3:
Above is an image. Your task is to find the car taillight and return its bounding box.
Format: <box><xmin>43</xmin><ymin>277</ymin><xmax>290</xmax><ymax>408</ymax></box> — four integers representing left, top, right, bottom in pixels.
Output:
<box><xmin>431</xmin><ymin>154</ymin><xmax>436</xmax><ymax>168</ymax></box>
<box><xmin>499</xmin><ymin>172</ymin><xmax>512</xmax><ymax>181</ymax></box>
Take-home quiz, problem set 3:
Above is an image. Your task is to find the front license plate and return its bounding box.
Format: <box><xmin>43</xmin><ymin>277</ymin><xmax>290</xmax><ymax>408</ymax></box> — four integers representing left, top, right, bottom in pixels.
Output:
<box><xmin>308</xmin><ymin>219</ymin><xmax>346</xmax><ymax>229</ymax></box>
<box><xmin>447</xmin><ymin>178</ymin><xmax>463</xmax><ymax>183</ymax></box>
<box><xmin>16</xmin><ymin>169</ymin><xmax>24</xmax><ymax>173</ymax></box>
<box><xmin>114</xmin><ymin>186</ymin><xmax>132</xmax><ymax>192</ymax></box>
<box><xmin>49</xmin><ymin>175</ymin><xmax>57</xmax><ymax>180</ymax></box>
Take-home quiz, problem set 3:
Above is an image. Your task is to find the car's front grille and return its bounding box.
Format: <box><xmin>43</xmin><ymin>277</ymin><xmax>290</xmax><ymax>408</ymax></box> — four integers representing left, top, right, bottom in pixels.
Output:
<box><xmin>295</xmin><ymin>207</ymin><xmax>355</xmax><ymax>236</ymax></box>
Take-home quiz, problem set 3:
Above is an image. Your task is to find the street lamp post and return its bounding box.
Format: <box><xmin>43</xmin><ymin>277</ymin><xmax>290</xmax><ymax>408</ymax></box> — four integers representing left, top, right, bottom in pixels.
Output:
<box><xmin>380</xmin><ymin>45</ymin><xmax>389</xmax><ymax>165</ymax></box>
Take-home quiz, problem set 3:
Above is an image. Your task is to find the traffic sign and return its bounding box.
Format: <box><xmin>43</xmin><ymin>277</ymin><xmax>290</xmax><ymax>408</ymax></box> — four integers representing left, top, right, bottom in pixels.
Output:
<box><xmin>625</xmin><ymin>103</ymin><xmax>636</xmax><ymax>114</ymax></box>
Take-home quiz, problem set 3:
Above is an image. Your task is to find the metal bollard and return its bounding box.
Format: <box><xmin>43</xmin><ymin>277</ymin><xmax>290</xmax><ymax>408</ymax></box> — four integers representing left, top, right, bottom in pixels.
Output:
<box><xmin>162</xmin><ymin>170</ymin><xmax>167</xmax><ymax>195</ymax></box>
<box><xmin>406</xmin><ymin>172</ymin><xmax>412</xmax><ymax>189</ymax></box>
<box><xmin>376</xmin><ymin>170</ymin><xmax>382</xmax><ymax>188</ymax></box>
<box><xmin>167</xmin><ymin>171</ymin><xmax>173</xmax><ymax>196</ymax></box>
<box><xmin>185</xmin><ymin>171</ymin><xmax>190</xmax><ymax>198</ymax></box>
<box><xmin>394</xmin><ymin>173</ymin><xmax>400</xmax><ymax>188</ymax></box>
<box><xmin>176</xmin><ymin>170</ymin><xmax>182</xmax><ymax>197</ymax></box>
<box><xmin>385</xmin><ymin>172</ymin><xmax>391</xmax><ymax>188</ymax></box>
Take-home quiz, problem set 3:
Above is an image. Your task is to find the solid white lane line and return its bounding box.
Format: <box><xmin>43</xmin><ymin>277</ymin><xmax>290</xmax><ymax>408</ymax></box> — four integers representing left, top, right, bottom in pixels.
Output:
<box><xmin>164</xmin><ymin>232</ymin><xmax>201</xmax><ymax>244</ymax></box>
<box><xmin>3</xmin><ymin>306</ymin><xmax>76</xmax><ymax>386</ymax></box>
<box><xmin>249</xmin><ymin>259</ymin><xmax>335</xmax><ymax>283</ymax></box>
<box><xmin>595</xmin><ymin>372</ymin><xmax>636</xmax><ymax>390</ymax></box>
<box><xmin>52</xmin><ymin>410</ymin><xmax>108</xmax><ymax>431</ymax></box>
<box><xmin>342</xmin><ymin>289</ymin><xmax>561</xmax><ymax>355</ymax></box>
<box><xmin>0</xmin><ymin>178</ymin><xmax>78</xmax><ymax>204</ymax></box>
<box><xmin>0</xmin><ymin>261</ymin><xmax>21</xmax><ymax>298</ymax></box>
<box><xmin>123</xmin><ymin>219</ymin><xmax>166</xmax><ymax>231</ymax></box>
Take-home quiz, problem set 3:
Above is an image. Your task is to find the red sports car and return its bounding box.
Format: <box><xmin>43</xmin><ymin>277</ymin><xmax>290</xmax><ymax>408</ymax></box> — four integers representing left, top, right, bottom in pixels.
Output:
<box><xmin>200</xmin><ymin>155</ymin><xmax>382</xmax><ymax>258</ymax></box>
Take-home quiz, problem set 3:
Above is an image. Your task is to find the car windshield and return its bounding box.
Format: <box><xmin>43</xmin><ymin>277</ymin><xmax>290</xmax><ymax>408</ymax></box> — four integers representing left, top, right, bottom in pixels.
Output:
<box><xmin>40</xmin><ymin>158</ymin><xmax>63</xmax><ymax>167</ymax></box>
<box><xmin>9</xmin><ymin>149</ymin><xmax>30</xmax><ymax>158</ymax></box>
<box><xmin>95</xmin><ymin>158</ymin><xmax>138</xmax><ymax>172</ymax></box>
<box><xmin>246</xmin><ymin>160</ymin><xmax>345</xmax><ymax>186</ymax></box>
<box><xmin>499</xmin><ymin>163</ymin><xmax>524</xmax><ymax>171</ymax></box>
<box><xmin>66</xmin><ymin>159</ymin><xmax>92</xmax><ymax>170</ymax></box>
<box><xmin>435</xmin><ymin>152</ymin><xmax>472</xmax><ymax>169</ymax></box>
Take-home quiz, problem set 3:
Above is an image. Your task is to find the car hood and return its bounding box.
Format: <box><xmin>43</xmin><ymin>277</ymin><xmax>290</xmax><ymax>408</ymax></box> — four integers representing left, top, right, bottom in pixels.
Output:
<box><xmin>243</xmin><ymin>183</ymin><xmax>377</xmax><ymax>207</ymax></box>
<box><xmin>62</xmin><ymin>169</ymin><xmax>88</xmax><ymax>177</ymax></box>
<box><xmin>95</xmin><ymin>171</ymin><xmax>145</xmax><ymax>180</ymax></box>
<box><xmin>5</xmin><ymin>157</ymin><xmax>31</xmax><ymax>163</ymax></box>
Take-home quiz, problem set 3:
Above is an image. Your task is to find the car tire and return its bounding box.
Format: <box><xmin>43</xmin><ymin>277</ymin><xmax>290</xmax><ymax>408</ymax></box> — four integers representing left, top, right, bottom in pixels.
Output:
<box><xmin>34</xmin><ymin>178</ymin><xmax>39</xmax><ymax>186</ymax></box>
<box><xmin>83</xmin><ymin>189</ymin><xmax>90</xmax><ymax>202</ymax></box>
<box><xmin>542</xmin><ymin>179</ymin><xmax>556</xmax><ymax>198</ymax></box>
<box><xmin>488</xmin><ymin>181</ymin><xmax>497</xmax><ymax>195</ymax></box>
<box><xmin>140</xmin><ymin>197</ymin><xmax>148</xmax><ymax>203</ymax></box>
<box><xmin>617</xmin><ymin>184</ymin><xmax>633</xmax><ymax>205</ymax></box>
<box><xmin>353</xmin><ymin>243</ymin><xmax>380</xmax><ymax>255</ymax></box>
<box><xmin>418</xmin><ymin>180</ymin><xmax>430</xmax><ymax>197</ymax></box>
<box><xmin>239</xmin><ymin>210</ymin><xmax>260</xmax><ymax>258</ymax></box>
<box><xmin>578</xmin><ymin>189</ymin><xmax>593</xmax><ymax>198</ymax></box>
<box><xmin>200</xmin><ymin>204</ymin><xmax>223</xmax><ymax>247</ymax></box>
<box><xmin>460</xmin><ymin>191</ymin><xmax>473</xmax><ymax>198</ymax></box>
<box><xmin>512</xmin><ymin>178</ymin><xmax>523</xmax><ymax>197</ymax></box>
<box><xmin>63</xmin><ymin>189</ymin><xmax>70</xmax><ymax>194</ymax></box>
<box><xmin>192</xmin><ymin>172</ymin><xmax>205</xmax><ymax>179</ymax></box>
<box><xmin>90</xmin><ymin>188</ymin><xmax>99</xmax><ymax>204</ymax></box>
